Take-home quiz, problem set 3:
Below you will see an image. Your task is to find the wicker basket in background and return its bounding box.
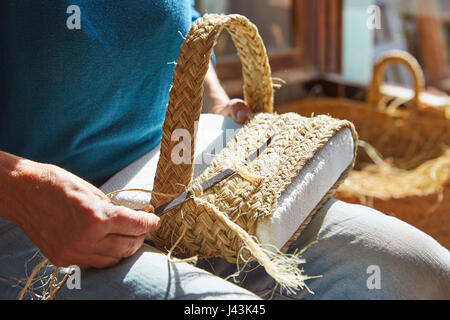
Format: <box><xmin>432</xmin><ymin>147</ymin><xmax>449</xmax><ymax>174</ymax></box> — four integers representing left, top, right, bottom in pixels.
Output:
<box><xmin>278</xmin><ymin>50</ymin><xmax>450</xmax><ymax>248</ymax></box>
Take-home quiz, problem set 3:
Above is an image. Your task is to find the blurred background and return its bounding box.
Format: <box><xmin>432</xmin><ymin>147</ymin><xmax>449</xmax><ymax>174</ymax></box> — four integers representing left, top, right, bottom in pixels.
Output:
<box><xmin>195</xmin><ymin>0</ymin><xmax>450</xmax><ymax>105</ymax></box>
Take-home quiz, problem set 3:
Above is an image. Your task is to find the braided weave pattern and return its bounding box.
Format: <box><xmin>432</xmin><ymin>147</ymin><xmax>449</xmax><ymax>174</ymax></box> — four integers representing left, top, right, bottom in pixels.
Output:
<box><xmin>151</xmin><ymin>14</ymin><xmax>273</xmax><ymax>208</ymax></box>
<box><xmin>148</xmin><ymin>14</ymin><xmax>358</xmax><ymax>270</ymax></box>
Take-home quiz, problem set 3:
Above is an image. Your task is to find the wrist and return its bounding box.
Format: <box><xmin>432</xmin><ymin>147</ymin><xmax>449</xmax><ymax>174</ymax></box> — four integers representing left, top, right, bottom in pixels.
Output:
<box><xmin>0</xmin><ymin>151</ymin><xmax>41</xmax><ymax>226</ymax></box>
<box><xmin>206</xmin><ymin>81</ymin><xmax>231</xmax><ymax>115</ymax></box>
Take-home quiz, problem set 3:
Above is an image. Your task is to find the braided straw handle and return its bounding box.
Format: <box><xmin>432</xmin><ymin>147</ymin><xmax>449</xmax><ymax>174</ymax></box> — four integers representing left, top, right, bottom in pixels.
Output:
<box><xmin>366</xmin><ymin>50</ymin><xmax>425</xmax><ymax>111</ymax></box>
<box><xmin>151</xmin><ymin>14</ymin><xmax>273</xmax><ymax>207</ymax></box>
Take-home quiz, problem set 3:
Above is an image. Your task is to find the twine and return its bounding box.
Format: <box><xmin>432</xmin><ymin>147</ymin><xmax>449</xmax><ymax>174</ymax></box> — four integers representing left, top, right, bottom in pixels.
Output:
<box><xmin>191</xmin><ymin>195</ymin><xmax>313</xmax><ymax>293</ymax></box>
<box><xmin>17</xmin><ymin>258</ymin><xmax>48</xmax><ymax>300</ymax></box>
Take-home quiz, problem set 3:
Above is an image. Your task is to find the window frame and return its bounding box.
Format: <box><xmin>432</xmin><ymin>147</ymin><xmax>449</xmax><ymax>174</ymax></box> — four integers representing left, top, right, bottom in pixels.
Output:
<box><xmin>213</xmin><ymin>0</ymin><xmax>343</xmax><ymax>95</ymax></box>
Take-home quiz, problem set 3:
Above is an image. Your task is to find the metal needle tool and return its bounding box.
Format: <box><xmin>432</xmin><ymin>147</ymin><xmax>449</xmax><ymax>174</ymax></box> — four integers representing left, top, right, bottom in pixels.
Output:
<box><xmin>153</xmin><ymin>134</ymin><xmax>276</xmax><ymax>217</ymax></box>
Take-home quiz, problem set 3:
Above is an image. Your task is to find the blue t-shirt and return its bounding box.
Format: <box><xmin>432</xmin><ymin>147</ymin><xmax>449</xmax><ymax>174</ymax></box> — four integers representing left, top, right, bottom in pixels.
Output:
<box><xmin>0</xmin><ymin>1</ymin><xmax>199</xmax><ymax>186</ymax></box>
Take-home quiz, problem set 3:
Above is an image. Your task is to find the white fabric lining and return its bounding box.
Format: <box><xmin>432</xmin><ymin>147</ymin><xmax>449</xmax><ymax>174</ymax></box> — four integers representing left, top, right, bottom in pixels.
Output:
<box><xmin>256</xmin><ymin>128</ymin><xmax>354</xmax><ymax>250</ymax></box>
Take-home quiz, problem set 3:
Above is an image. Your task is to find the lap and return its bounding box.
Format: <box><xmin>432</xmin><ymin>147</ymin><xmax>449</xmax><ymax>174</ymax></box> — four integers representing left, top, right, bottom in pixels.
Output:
<box><xmin>198</xmin><ymin>199</ymin><xmax>450</xmax><ymax>299</ymax></box>
<box><xmin>1</xmin><ymin>198</ymin><xmax>449</xmax><ymax>299</ymax></box>
<box><xmin>0</xmin><ymin>218</ymin><xmax>259</xmax><ymax>300</ymax></box>
<box><xmin>294</xmin><ymin>199</ymin><xmax>450</xmax><ymax>299</ymax></box>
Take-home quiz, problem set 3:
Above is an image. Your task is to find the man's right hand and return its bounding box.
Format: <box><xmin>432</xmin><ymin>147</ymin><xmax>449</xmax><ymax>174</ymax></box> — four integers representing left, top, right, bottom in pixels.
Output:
<box><xmin>0</xmin><ymin>152</ymin><xmax>160</xmax><ymax>269</ymax></box>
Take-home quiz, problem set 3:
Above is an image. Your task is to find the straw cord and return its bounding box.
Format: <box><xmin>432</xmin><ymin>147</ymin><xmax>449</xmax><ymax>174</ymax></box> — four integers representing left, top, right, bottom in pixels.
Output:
<box><xmin>18</xmin><ymin>258</ymin><xmax>48</xmax><ymax>300</ymax></box>
<box><xmin>167</xmin><ymin>226</ymin><xmax>198</xmax><ymax>264</ymax></box>
<box><xmin>44</xmin><ymin>267</ymin><xmax>73</xmax><ymax>300</ymax></box>
<box><xmin>151</xmin><ymin>14</ymin><xmax>273</xmax><ymax>208</ymax></box>
<box><xmin>191</xmin><ymin>194</ymin><xmax>313</xmax><ymax>293</ymax></box>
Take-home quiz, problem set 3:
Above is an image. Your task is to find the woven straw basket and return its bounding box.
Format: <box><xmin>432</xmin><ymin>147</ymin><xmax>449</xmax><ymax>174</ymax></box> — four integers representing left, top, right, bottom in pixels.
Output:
<box><xmin>278</xmin><ymin>50</ymin><xmax>450</xmax><ymax>249</ymax></box>
<box><xmin>147</xmin><ymin>14</ymin><xmax>358</xmax><ymax>290</ymax></box>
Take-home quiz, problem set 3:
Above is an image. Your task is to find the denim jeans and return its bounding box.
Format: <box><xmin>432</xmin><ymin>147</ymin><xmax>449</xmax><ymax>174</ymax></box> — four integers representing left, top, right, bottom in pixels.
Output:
<box><xmin>1</xmin><ymin>199</ymin><xmax>449</xmax><ymax>300</ymax></box>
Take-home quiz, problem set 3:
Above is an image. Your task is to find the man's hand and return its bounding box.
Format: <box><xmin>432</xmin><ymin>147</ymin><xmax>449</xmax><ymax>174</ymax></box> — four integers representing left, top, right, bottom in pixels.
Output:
<box><xmin>204</xmin><ymin>62</ymin><xmax>252</xmax><ymax>124</ymax></box>
<box><xmin>211</xmin><ymin>98</ymin><xmax>252</xmax><ymax>125</ymax></box>
<box><xmin>1</xmin><ymin>153</ymin><xmax>160</xmax><ymax>269</ymax></box>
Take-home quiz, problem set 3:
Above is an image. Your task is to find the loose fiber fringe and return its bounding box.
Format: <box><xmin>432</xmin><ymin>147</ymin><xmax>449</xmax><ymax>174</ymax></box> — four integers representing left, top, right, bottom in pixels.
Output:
<box><xmin>192</xmin><ymin>196</ymin><xmax>315</xmax><ymax>294</ymax></box>
<box><xmin>17</xmin><ymin>254</ymin><xmax>72</xmax><ymax>300</ymax></box>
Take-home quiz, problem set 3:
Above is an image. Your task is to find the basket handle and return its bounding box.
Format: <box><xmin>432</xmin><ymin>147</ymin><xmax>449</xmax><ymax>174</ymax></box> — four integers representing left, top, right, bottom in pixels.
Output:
<box><xmin>366</xmin><ymin>50</ymin><xmax>425</xmax><ymax>111</ymax></box>
<box><xmin>151</xmin><ymin>14</ymin><xmax>274</xmax><ymax>207</ymax></box>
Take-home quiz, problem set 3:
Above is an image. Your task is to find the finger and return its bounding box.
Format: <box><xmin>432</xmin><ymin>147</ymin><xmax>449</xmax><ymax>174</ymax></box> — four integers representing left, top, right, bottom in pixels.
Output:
<box><xmin>94</xmin><ymin>234</ymin><xmax>145</xmax><ymax>258</ymax></box>
<box><xmin>230</xmin><ymin>99</ymin><xmax>251</xmax><ymax>124</ymax></box>
<box><xmin>106</xmin><ymin>205</ymin><xmax>161</xmax><ymax>236</ymax></box>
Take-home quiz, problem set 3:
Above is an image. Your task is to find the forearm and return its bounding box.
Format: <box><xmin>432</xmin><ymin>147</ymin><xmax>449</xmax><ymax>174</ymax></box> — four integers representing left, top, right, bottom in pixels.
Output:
<box><xmin>0</xmin><ymin>150</ymin><xmax>160</xmax><ymax>268</ymax></box>
<box><xmin>203</xmin><ymin>61</ymin><xmax>230</xmax><ymax>114</ymax></box>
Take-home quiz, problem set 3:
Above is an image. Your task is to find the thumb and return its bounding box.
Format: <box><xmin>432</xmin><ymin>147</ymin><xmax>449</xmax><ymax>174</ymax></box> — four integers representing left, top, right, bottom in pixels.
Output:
<box><xmin>107</xmin><ymin>205</ymin><xmax>161</xmax><ymax>236</ymax></box>
<box><xmin>229</xmin><ymin>99</ymin><xmax>252</xmax><ymax>124</ymax></box>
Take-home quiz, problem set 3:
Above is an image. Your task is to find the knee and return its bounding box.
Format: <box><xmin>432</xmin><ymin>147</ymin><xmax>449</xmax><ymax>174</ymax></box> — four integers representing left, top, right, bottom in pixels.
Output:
<box><xmin>299</xmin><ymin>200</ymin><xmax>450</xmax><ymax>299</ymax></box>
<box><xmin>337</xmin><ymin>201</ymin><xmax>449</xmax><ymax>299</ymax></box>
